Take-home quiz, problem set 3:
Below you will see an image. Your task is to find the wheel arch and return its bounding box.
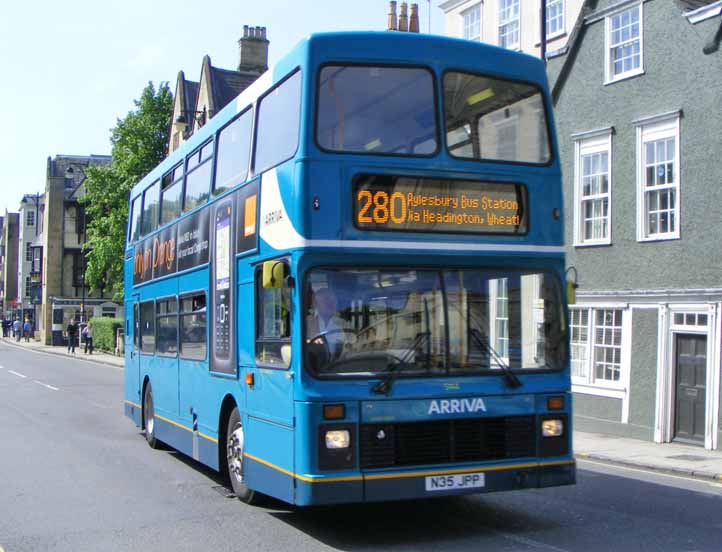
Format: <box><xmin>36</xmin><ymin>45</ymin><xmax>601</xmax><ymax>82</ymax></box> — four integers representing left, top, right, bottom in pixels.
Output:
<box><xmin>218</xmin><ymin>393</ymin><xmax>239</xmax><ymax>478</ymax></box>
<box><xmin>141</xmin><ymin>375</ymin><xmax>151</xmax><ymax>430</ymax></box>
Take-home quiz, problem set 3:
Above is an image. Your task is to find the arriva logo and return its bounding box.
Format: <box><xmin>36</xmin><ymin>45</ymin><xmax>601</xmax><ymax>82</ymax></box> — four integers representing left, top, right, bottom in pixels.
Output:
<box><xmin>428</xmin><ymin>398</ymin><xmax>487</xmax><ymax>415</ymax></box>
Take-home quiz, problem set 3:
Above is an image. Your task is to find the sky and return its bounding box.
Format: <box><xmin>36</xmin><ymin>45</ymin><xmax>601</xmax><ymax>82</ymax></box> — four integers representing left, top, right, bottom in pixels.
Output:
<box><xmin>0</xmin><ymin>0</ymin><xmax>445</xmax><ymax>214</ymax></box>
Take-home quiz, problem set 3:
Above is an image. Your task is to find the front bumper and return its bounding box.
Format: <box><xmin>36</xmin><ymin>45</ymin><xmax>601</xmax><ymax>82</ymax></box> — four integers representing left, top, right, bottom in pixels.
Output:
<box><xmin>292</xmin><ymin>458</ymin><xmax>576</xmax><ymax>506</ymax></box>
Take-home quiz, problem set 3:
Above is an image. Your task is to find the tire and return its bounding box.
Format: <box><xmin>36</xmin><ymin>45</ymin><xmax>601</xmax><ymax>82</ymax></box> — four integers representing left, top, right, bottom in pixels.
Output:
<box><xmin>143</xmin><ymin>383</ymin><xmax>161</xmax><ymax>449</ymax></box>
<box><xmin>226</xmin><ymin>407</ymin><xmax>260</xmax><ymax>504</ymax></box>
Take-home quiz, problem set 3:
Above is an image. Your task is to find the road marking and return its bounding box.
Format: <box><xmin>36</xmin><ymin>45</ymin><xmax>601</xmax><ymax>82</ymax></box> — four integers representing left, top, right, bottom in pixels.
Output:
<box><xmin>578</xmin><ymin>458</ymin><xmax>722</xmax><ymax>489</ymax></box>
<box><xmin>487</xmin><ymin>528</ymin><xmax>571</xmax><ymax>552</ymax></box>
<box><xmin>33</xmin><ymin>380</ymin><xmax>59</xmax><ymax>391</ymax></box>
<box><xmin>8</xmin><ymin>370</ymin><xmax>27</xmax><ymax>378</ymax></box>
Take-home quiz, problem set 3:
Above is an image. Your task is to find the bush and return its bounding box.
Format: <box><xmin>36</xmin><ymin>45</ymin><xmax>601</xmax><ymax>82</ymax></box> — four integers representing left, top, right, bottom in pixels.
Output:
<box><xmin>91</xmin><ymin>317</ymin><xmax>123</xmax><ymax>352</ymax></box>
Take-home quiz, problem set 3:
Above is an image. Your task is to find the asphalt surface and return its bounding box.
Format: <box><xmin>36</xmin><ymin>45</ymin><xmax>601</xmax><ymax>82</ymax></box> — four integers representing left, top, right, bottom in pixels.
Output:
<box><xmin>1</xmin><ymin>340</ymin><xmax>722</xmax><ymax>552</ymax></box>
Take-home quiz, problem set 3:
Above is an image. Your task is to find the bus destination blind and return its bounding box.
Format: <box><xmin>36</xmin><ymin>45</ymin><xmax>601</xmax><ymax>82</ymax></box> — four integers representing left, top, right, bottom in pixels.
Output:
<box><xmin>353</xmin><ymin>175</ymin><xmax>527</xmax><ymax>235</ymax></box>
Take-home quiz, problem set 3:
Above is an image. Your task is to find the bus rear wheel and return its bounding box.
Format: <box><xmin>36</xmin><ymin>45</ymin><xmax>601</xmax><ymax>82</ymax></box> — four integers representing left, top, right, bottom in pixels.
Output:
<box><xmin>143</xmin><ymin>383</ymin><xmax>160</xmax><ymax>449</ymax></box>
<box><xmin>226</xmin><ymin>407</ymin><xmax>259</xmax><ymax>504</ymax></box>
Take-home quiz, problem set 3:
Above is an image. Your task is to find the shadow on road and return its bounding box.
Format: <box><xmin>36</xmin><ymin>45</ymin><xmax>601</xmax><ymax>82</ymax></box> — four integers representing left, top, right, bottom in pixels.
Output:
<box><xmin>268</xmin><ymin>494</ymin><xmax>559</xmax><ymax>551</ymax></box>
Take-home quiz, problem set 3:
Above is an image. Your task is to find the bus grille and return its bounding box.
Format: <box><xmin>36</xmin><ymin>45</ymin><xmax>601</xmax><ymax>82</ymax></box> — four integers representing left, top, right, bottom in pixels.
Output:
<box><xmin>360</xmin><ymin>416</ymin><xmax>536</xmax><ymax>469</ymax></box>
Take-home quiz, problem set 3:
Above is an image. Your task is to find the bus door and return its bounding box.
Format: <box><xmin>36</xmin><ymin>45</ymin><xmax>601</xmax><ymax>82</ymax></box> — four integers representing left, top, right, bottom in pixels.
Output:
<box><xmin>125</xmin><ymin>295</ymin><xmax>141</xmax><ymax>410</ymax></box>
<box><xmin>242</xmin><ymin>260</ymin><xmax>295</xmax><ymax>502</ymax></box>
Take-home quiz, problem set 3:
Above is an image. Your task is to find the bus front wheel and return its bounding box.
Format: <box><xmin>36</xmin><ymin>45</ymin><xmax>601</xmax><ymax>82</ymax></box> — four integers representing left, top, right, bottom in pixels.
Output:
<box><xmin>143</xmin><ymin>383</ymin><xmax>160</xmax><ymax>449</ymax></box>
<box><xmin>226</xmin><ymin>407</ymin><xmax>259</xmax><ymax>504</ymax></box>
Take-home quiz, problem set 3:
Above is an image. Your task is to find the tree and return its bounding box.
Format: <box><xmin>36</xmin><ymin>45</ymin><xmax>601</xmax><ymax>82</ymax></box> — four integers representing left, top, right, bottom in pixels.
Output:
<box><xmin>83</xmin><ymin>82</ymin><xmax>173</xmax><ymax>302</ymax></box>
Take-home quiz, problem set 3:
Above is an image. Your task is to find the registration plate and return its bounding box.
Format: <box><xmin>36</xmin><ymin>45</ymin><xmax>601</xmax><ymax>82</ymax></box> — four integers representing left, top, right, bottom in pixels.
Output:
<box><xmin>425</xmin><ymin>472</ymin><xmax>485</xmax><ymax>491</ymax></box>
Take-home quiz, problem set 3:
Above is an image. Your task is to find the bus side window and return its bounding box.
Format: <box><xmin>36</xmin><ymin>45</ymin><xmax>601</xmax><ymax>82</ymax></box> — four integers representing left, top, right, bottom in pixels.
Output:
<box><xmin>254</xmin><ymin>70</ymin><xmax>302</xmax><ymax>174</ymax></box>
<box><xmin>255</xmin><ymin>265</ymin><xmax>291</xmax><ymax>367</ymax></box>
<box><xmin>156</xmin><ymin>297</ymin><xmax>178</xmax><ymax>357</ymax></box>
<box><xmin>180</xmin><ymin>292</ymin><xmax>207</xmax><ymax>361</ymax></box>
<box><xmin>133</xmin><ymin>303</ymin><xmax>139</xmax><ymax>351</ymax></box>
<box><xmin>140</xmin><ymin>301</ymin><xmax>156</xmax><ymax>354</ymax></box>
<box><xmin>129</xmin><ymin>197</ymin><xmax>142</xmax><ymax>243</ymax></box>
<box><xmin>214</xmin><ymin>108</ymin><xmax>253</xmax><ymax>195</ymax></box>
<box><xmin>184</xmin><ymin>141</ymin><xmax>213</xmax><ymax>213</ymax></box>
<box><xmin>140</xmin><ymin>180</ymin><xmax>160</xmax><ymax>237</ymax></box>
<box><xmin>160</xmin><ymin>165</ymin><xmax>183</xmax><ymax>225</ymax></box>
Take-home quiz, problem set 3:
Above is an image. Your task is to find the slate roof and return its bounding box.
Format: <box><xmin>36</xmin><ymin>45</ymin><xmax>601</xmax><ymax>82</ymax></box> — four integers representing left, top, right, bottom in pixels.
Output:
<box><xmin>209</xmin><ymin>66</ymin><xmax>259</xmax><ymax>112</ymax></box>
<box><xmin>183</xmin><ymin>78</ymin><xmax>199</xmax><ymax>118</ymax></box>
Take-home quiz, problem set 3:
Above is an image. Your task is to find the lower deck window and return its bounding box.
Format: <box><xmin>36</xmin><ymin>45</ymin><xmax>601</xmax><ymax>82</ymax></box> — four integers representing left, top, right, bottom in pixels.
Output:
<box><xmin>156</xmin><ymin>297</ymin><xmax>178</xmax><ymax>356</ymax></box>
<box><xmin>140</xmin><ymin>301</ymin><xmax>155</xmax><ymax>353</ymax></box>
<box><xmin>180</xmin><ymin>293</ymin><xmax>207</xmax><ymax>360</ymax></box>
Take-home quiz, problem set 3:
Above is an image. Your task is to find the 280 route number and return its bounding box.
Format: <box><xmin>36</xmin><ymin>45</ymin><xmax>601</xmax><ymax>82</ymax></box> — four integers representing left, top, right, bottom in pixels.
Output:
<box><xmin>356</xmin><ymin>190</ymin><xmax>407</xmax><ymax>226</ymax></box>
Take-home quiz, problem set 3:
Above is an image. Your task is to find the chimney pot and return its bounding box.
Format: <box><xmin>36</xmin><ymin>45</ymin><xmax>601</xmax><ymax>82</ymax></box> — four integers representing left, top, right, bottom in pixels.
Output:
<box><xmin>409</xmin><ymin>3</ymin><xmax>419</xmax><ymax>33</ymax></box>
<box><xmin>387</xmin><ymin>1</ymin><xmax>398</xmax><ymax>31</ymax></box>
<box><xmin>398</xmin><ymin>2</ymin><xmax>409</xmax><ymax>32</ymax></box>
<box><xmin>243</xmin><ymin>25</ymin><xmax>249</xmax><ymax>38</ymax></box>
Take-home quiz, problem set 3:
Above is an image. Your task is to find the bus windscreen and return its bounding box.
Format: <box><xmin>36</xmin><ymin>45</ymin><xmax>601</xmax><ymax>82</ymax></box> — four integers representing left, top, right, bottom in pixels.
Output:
<box><xmin>317</xmin><ymin>65</ymin><xmax>438</xmax><ymax>156</ymax></box>
<box><xmin>443</xmin><ymin>71</ymin><xmax>551</xmax><ymax>164</ymax></box>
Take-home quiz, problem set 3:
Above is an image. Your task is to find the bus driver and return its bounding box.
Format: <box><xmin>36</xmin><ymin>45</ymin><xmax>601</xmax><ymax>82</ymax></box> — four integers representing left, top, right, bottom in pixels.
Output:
<box><xmin>306</xmin><ymin>287</ymin><xmax>351</xmax><ymax>358</ymax></box>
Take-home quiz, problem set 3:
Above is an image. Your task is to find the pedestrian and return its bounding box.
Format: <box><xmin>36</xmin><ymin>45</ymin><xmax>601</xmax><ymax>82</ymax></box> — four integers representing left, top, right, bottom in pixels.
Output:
<box><xmin>66</xmin><ymin>318</ymin><xmax>78</xmax><ymax>354</ymax></box>
<box><xmin>13</xmin><ymin>318</ymin><xmax>21</xmax><ymax>341</ymax></box>
<box><xmin>83</xmin><ymin>321</ymin><xmax>93</xmax><ymax>355</ymax></box>
<box><xmin>1</xmin><ymin>318</ymin><xmax>8</xmax><ymax>337</ymax></box>
<box><xmin>23</xmin><ymin>319</ymin><xmax>31</xmax><ymax>342</ymax></box>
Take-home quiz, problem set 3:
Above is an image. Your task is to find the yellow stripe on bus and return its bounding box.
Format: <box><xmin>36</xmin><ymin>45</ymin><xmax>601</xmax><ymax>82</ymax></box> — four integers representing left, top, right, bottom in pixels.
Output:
<box><xmin>153</xmin><ymin>413</ymin><xmax>218</xmax><ymax>444</ymax></box>
<box><xmin>242</xmin><ymin>453</ymin><xmax>575</xmax><ymax>484</ymax></box>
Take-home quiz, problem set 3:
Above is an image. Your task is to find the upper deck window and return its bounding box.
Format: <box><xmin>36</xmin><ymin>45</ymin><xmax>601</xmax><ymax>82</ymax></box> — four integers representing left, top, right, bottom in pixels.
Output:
<box><xmin>254</xmin><ymin>70</ymin><xmax>302</xmax><ymax>174</ymax></box>
<box><xmin>160</xmin><ymin>164</ymin><xmax>183</xmax><ymax>226</ymax></box>
<box><xmin>129</xmin><ymin>196</ymin><xmax>141</xmax><ymax>243</ymax></box>
<box><xmin>140</xmin><ymin>180</ymin><xmax>160</xmax><ymax>236</ymax></box>
<box><xmin>184</xmin><ymin>141</ymin><xmax>213</xmax><ymax>213</ymax></box>
<box><xmin>443</xmin><ymin>71</ymin><xmax>551</xmax><ymax>165</ymax></box>
<box><xmin>317</xmin><ymin>65</ymin><xmax>437</xmax><ymax>156</ymax></box>
<box><xmin>214</xmin><ymin>108</ymin><xmax>253</xmax><ymax>195</ymax></box>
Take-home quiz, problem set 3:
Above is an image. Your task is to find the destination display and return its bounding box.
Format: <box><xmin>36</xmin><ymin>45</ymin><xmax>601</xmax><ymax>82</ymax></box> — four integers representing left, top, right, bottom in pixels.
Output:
<box><xmin>353</xmin><ymin>174</ymin><xmax>527</xmax><ymax>235</ymax></box>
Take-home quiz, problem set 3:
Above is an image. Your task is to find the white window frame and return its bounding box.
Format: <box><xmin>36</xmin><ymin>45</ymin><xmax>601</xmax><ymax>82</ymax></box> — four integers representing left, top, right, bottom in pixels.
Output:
<box><xmin>546</xmin><ymin>0</ymin><xmax>565</xmax><ymax>40</ymax></box>
<box><xmin>573</xmin><ymin>129</ymin><xmax>613</xmax><ymax>247</ymax></box>
<box><xmin>461</xmin><ymin>3</ymin><xmax>481</xmax><ymax>41</ymax></box>
<box><xmin>488</xmin><ymin>278</ymin><xmax>510</xmax><ymax>365</ymax></box>
<box><xmin>571</xmin><ymin>305</ymin><xmax>631</xmax><ymax>409</ymax></box>
<box><xmin>604</xmin><ymin>2</ymin><xmax>644</xmax><ymax>84</ymax></box>
<box><xmin>635</xmin><ymin>113</ymin><xmax>681</xmax><ymax>242</ymax></box>
<box><xmin>498</xmin><ymin>0</ymin><xmax>520</xmax><ymax>50</ymax></box>
<box><xmin>26</xmin><ymin>211</ymin><xmax>35</xmax><ymax>227</ymax></box>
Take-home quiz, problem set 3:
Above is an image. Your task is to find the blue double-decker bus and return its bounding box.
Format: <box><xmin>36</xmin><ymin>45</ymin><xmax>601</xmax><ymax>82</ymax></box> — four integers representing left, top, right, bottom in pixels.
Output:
<box><xmin>124</xmin><ymin>31</ymin><xmax>574</xmax><ymax>506</ymax></box>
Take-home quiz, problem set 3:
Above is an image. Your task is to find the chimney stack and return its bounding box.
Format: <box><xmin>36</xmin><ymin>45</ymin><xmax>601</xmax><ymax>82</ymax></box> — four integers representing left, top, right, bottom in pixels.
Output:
<box><xmin>387</xmin><ymin>1</ymin><xmax>398</xmax><ymax>31</ymax></box>
<box><xmin>398</xmin><ymin>2</ymin><xmax>408</xmax><ymax>32</ymax></box>
<box><xmin>409</xmin><ymin>4</ymin><xmax>419</xmax><ymax>33</ymax></box>
<box><xmin>238</xmin><ymin>24</ymin><xmax>269</xmax><ymax>74</ymax></box>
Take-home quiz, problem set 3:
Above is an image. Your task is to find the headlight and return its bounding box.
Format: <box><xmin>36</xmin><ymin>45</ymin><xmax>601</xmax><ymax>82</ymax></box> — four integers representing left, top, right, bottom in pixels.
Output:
<box><xmin>325</xmin><ymin>429</ymin><xmax>350</xmax><ymax>449</ymax></box>
<box><xmin>542</xmin><ymin>419</ymin><xmax>564</xmax><ymax>437</ymax></box>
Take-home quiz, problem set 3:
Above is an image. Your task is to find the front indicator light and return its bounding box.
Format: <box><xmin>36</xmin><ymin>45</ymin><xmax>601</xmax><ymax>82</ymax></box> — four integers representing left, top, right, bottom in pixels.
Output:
<box><xmin>542</xmin><ymin>419</ymin><xmax>564</xmax><ymax>437</ymax></box>
<box><xmin>325</xmin><ymin>430</ymin><xmax>350</xmax><ymax>449</ymax></box>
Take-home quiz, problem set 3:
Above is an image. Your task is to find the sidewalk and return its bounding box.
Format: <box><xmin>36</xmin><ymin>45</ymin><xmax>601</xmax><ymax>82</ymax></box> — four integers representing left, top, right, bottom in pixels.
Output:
<box><xmin>0</xmin><ymin>335</ymin><xmax>124</xmax><ymax>368</ymax></box>
<box><xmin>575</xmin><ymin>430</ymin><xmax>722</xmax><ymax>482</ymax></box>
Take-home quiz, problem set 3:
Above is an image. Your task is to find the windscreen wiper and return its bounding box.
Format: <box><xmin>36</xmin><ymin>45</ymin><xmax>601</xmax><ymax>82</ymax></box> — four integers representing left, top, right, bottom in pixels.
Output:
<box><xmin>372</xmin><ymin>330</ymin><xmax>431</xmax><ymax>395</ymax></box>
<box><xmin>469</xmin><ymin>328</ymin><xmax>522</xmax><ymax>388</ymax></box>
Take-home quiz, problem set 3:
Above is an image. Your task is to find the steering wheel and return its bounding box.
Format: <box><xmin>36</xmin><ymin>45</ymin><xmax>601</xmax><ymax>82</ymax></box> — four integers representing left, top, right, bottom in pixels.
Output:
<box><xmin>307</xmin><ymin>328</ymin><xmax>358</xmax><ymax>347</ymax></box>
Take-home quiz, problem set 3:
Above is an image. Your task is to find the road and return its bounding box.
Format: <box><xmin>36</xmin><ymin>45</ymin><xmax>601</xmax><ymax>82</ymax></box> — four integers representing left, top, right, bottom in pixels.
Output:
<box><xmin>1</xmin><ymin>339</ymin><xmax>721</xmax><ymax>552</ymax></box>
